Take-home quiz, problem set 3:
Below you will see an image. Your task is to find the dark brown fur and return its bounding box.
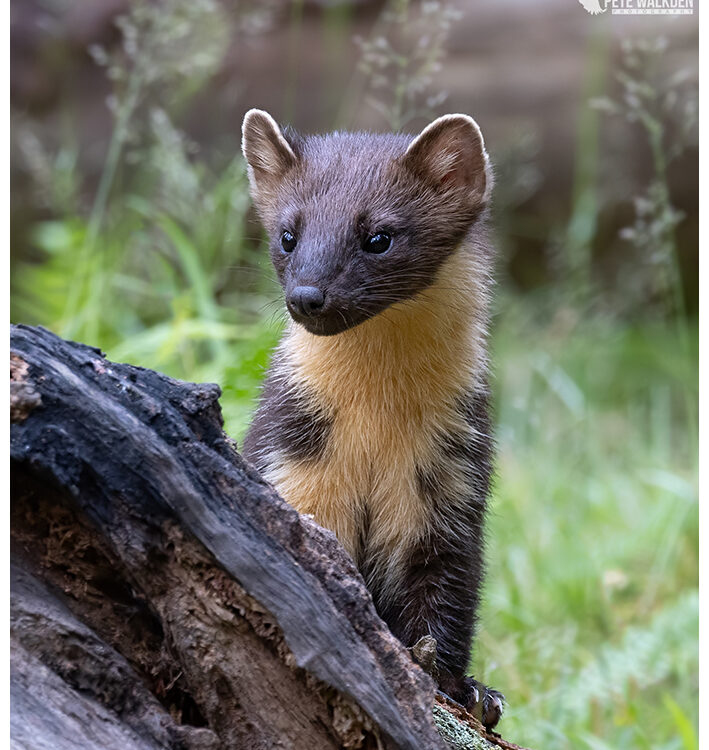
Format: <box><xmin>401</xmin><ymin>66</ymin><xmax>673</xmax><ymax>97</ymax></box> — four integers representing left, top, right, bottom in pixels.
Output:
<box><xmin>241</xmin><ymin>110</ymin><xmax>504</xmax><ymax>728</ymax></box>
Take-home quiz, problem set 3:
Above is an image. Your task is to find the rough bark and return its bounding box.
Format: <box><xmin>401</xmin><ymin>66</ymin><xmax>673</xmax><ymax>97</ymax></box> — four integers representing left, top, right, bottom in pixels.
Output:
<box><xmin>10</xmin><ymin>324</ymin><xmax>526</xmax><ymax>750</ymax></box>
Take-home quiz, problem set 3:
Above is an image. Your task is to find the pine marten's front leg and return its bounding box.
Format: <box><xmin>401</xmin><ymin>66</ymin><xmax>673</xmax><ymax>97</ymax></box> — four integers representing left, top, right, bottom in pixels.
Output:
<box><xmin>373</xmin><ymin>391</ymin><xmax>504</xmax><ymax>730</ymax></box>
<box><xmin>373</xmin><ymin>512</ymin><xmax>504</xmax><ymax>730</ymax></box>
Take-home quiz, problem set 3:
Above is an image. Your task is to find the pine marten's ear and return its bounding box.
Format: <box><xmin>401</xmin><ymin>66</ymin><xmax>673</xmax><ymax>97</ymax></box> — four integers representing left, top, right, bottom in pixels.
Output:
<box><xmin>403</xmin><ymin>114</ymin><xmax>492</xmax><ymax>207</ymax></box>
<box><xmin>241</xmin><ymin>109</ymin><xmax>297</xmax><ymax>199</ymax></box>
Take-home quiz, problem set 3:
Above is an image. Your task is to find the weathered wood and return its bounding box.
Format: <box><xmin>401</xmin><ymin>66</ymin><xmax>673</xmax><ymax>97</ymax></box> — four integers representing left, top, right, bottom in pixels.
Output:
<box><xmin>10</xmin><ymin>324</ymin><xmax>521</xmax><ymax>750</ymax></box>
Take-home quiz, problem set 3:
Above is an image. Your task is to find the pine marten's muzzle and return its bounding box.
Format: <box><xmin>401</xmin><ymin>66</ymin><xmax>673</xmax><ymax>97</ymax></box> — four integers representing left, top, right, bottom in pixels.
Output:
<box><xmin>287</xmin><ymin>286</ymin><xmax>325</xmax><ymax>318</ymax></box>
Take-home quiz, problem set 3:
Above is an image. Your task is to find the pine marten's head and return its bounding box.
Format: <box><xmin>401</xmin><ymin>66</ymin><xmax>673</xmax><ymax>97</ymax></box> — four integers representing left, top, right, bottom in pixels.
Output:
<box><xmin>241</xmin><ymin>109</ymin><xmax>492</xmax><ymax>336</ymax></box>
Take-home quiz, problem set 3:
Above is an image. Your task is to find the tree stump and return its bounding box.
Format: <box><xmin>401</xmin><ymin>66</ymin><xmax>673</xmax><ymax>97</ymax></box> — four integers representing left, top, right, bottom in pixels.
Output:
<box><xmin>10</xmin><ymin>324</ymin><xmax>528</xmax><ymax>750</ymax></box>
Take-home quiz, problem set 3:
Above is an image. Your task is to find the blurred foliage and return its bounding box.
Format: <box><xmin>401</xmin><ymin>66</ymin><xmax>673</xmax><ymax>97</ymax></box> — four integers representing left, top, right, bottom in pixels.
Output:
<box><xmin>10</xmin><ymin>0</ymin><xmax>697</xmax><ymax>748</ymax></box>
<box><xmin>479</xmin><ymin>306</ymin><xmax>697</xmax><ymax>749</ymax></box>
<box><xmin>355</xmin><ymin>0</ymin><xmax>460</xmax><ymax>129</ymax></box>
<box><xmin>591</xmin><ymin>37</ymin><xmax>697</xmax><ymax>320</ymax></box>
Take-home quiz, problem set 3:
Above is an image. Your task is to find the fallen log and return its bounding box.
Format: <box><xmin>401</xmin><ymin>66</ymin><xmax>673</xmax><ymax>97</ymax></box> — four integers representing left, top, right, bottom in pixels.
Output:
<box><xmin>10</xmin><ymin>324</ymin><xmax>526</xmax><ymax>750</ymax></box>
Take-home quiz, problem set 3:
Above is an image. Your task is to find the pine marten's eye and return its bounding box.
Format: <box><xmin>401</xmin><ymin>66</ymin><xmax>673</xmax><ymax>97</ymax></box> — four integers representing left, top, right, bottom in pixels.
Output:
<box><xmin>281</xmin><ymin>230</ymin><xmax>297</xmax><ymax>253</ymax></box>
<box><xmin>364</xmin><ymin>232</ymin><xmax>391</xmax><ymax>254</ymax></box>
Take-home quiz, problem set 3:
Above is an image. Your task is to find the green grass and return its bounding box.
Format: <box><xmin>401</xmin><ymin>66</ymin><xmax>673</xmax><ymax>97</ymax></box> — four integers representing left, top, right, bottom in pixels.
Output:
<box><xmin>476</xmin><ymin>305</ymin><xmax>698</xmax><ymax>750</ymax></box>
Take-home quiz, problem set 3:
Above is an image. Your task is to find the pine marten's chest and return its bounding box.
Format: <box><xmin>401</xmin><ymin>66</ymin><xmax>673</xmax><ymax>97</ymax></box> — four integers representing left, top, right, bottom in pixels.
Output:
<box><xmin>259</xmin><ymin>265</ymin><xmax>485</xmax><ymax>563</ymax></box>
<box><xmin>263</xmin><ymin>367</ymin><xmax>460</xmax><ymax>566</ymax></box>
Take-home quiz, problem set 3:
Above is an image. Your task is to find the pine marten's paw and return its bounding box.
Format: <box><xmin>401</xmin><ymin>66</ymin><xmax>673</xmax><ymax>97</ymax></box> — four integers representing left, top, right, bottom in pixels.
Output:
<box><xmin>454</xmin><ymin>677</ymin><xmax>505</xmax><ymax>731</ymax></box>
<box><xmin>410</xmin><ymin>637</ymin><xmax>504</xmax><ymax>730</ymax></box>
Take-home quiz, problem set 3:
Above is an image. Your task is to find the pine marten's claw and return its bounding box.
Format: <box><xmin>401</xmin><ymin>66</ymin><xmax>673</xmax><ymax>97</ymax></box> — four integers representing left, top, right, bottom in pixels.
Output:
<box><xmin>439</xmin><ymin>674</ymin><xmax>505</xmax><ymax>730</ymax></box>
<box><xmin>462</xmin><ymin>677</ymin><xmax>505</xmax><ymax>730</ymax></box>
<box><xmin>430</xmin><ymin>649</ymin><xmax>504</xmax><ymax>732</ymax></box>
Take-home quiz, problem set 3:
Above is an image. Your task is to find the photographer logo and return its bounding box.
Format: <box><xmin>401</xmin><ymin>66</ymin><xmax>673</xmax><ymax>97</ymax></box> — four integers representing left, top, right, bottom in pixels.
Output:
<box><xmin>578</xmin><ymin>0</ymin><xmax>693</xmax><ymax>13</ymax></box>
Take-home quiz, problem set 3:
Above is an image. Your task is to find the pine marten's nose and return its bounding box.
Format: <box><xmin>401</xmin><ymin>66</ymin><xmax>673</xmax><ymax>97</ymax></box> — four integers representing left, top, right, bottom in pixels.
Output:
<box><xmin>289</xmin><ymin>286</ymin><xmax>325</xmax><ymax>317</ymax></box>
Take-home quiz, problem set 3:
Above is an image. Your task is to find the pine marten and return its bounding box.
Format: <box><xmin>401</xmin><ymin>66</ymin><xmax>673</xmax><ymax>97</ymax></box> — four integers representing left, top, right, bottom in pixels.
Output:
<box><xmin>241</xmin><ymin>109</ymin><xmax>504</xmax><ymax>729</ymax></box>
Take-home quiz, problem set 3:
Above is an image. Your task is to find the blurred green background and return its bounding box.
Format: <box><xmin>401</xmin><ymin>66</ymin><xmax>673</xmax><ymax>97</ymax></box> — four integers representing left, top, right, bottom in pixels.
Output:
<box><xmin>10</xmin><ymin>1</ymin><xmax>698</xmax><ymax>748</ymax></box>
